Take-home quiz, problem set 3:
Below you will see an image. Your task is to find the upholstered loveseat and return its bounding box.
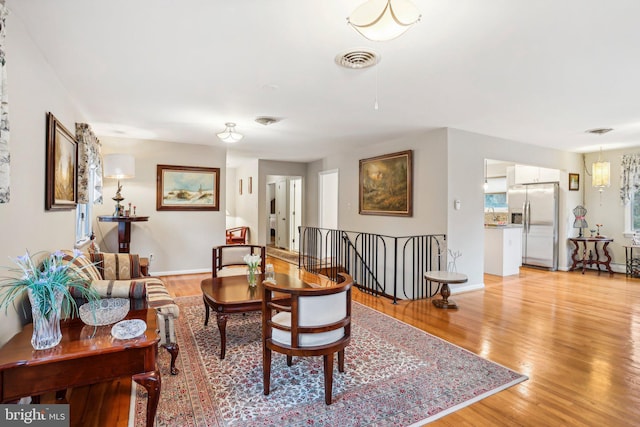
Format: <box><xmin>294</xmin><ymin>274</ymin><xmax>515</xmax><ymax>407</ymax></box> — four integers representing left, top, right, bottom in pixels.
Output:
<box><xmin>62</xmin><ymin>250</ymin><xmax>180</xmax><ymax>375</ymax></box>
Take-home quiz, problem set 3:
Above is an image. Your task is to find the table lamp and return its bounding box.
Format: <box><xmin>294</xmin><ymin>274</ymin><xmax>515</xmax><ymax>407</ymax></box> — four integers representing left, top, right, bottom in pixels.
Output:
<box><xmin>103</xmin><ymin>153</ymin><xmax>135</xmax><ymax>216</ymax></box>
<box><xmin>573</xmin><ymin>205</ymin><xmax>588</xmax><ymax>238</ymax></box>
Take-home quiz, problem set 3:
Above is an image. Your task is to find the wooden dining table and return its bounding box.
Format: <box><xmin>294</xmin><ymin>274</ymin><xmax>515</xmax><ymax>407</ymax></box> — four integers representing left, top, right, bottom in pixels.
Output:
<box><xmin>201</xmin><ymin>272</ymin><xmax>313</xmax><ymax>359</ymax></box>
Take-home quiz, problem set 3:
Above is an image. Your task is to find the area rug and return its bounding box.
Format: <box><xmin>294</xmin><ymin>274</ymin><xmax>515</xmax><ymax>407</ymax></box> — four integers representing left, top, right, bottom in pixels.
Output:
<box><xmin>132</xmin><ymin>296</ymin><xmax>527</xmax><ymax>426</ymax></box>
<box><xmin>266</xmin><ymin>246</ymin><xmax>299</xmax><ymax>265</ymax></box>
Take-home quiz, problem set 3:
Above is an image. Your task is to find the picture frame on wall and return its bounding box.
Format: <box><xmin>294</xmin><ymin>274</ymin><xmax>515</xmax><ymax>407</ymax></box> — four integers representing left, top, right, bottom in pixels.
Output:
<box><xmin>156</xmin><ymin>164</ymin><xmax>220</xmax><ymax>211</ymax></box>
<box><xmin>359</xmin><ymin>150</ymin><xmax>413</xmax><ymax>217</ymax></box>
<box><xmin>45</xmin><ymin>112</ymin><xmax>78</xmax><ymax>210</ymax></box>
<box><xmin>569</xmin><ymin>173</ymin><xmax>579</xmax><ymax>191</ymax></box>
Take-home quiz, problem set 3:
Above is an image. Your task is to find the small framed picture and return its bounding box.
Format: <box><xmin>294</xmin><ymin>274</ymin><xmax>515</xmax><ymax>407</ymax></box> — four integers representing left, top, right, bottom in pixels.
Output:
<box><xmin>569</xmin><ymin>173</ymin><xmax>579</xmax><ymax>191</ymax></box>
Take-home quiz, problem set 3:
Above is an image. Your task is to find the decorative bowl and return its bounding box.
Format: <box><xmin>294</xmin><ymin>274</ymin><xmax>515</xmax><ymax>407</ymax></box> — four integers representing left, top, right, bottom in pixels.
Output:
<box><xmin>79</xmin><ymin>298</ymin><xmax>130</xmax><ymax>326</ymax></box>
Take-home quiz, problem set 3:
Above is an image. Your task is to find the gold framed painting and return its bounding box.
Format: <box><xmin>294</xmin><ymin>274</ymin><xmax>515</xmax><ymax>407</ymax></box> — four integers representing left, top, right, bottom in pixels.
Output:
<box><xmin>569</xmin><ymin>173</ymin><xmax>579</xmax><ymax>191</ymax></box>
<box><xmin>156</xmin><ymin>164</ymin><xmax>220</xmax><ymax>211</ymax></box>
<box><xmin>45</xmin><ymin>112</ymin><xmax>77</xmax><ymax>210</ymax></box>
<box><xmin>359</xmin><ymin>150</ymin><xmax>413</xmax><ymax>217</ymax></box>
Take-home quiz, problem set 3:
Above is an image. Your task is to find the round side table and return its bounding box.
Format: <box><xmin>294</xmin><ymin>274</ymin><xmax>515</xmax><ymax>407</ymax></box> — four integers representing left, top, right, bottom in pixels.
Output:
<box><xmin>424</xmin><ymin>271</ymin><xmax>468</xmax><ymax>309</ymax></box>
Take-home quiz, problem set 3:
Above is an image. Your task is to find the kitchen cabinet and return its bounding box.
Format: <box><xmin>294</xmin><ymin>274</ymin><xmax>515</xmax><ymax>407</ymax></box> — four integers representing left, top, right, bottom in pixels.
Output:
<box><xmin>514</xmin><ymin>165</ymin><xmax>560</xmax><ymax>184</ymax></box>
<box><xmin>484</xmin><ymin>226</ymin><xmax>522</xmax><ymax>276</ymax></box>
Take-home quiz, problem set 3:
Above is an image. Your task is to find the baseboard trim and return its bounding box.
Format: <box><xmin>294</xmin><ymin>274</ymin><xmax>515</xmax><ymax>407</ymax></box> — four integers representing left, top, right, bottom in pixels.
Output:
<box><xmin>151</xmin><ymin>268</ymin><xmax>211</xmax><ymax>276</ymax></box>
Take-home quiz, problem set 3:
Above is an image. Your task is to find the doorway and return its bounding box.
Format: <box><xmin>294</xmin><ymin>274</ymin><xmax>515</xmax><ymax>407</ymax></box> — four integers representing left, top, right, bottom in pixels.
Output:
<box><xmin>267</xmin><ymin>175</ymin><xmax>303</xmax><ymax>251</ymax></box>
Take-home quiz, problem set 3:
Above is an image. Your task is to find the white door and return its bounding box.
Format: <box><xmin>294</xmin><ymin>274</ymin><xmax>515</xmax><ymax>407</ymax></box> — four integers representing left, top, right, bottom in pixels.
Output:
<box><xmin>275</xmin><ymin>179</ymin><xmax>288</xmax><ymax>249</ymax></box>
<box><xmin>319</xmin><ymin>170</ymin><xmax>338</xmax><ymax>229</ymax></box>
<box><xmin>290</xmin><ymin>178</ymin><xmax>302</xmax><ymax>251</ymax></box>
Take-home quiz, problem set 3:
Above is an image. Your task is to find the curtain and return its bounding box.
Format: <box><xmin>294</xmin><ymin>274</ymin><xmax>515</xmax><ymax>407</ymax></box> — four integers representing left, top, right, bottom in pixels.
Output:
<box><xmin>76</xmin><ymin>123</ymin><xmax>103</xmax><ymax>204</ymax></box>
<box><xmin>0</xmin><ymin>4</ymin><xmax>10</xmax><ymax>203</ymax></box>
<box><xmin>620</xmin><ymin>154</ymin><xmax>640</xmax><ymax>203</ymax></box>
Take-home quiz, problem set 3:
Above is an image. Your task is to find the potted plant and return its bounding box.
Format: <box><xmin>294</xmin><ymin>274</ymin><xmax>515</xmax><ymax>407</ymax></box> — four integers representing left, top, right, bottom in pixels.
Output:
<box><xmin>0</xmin><ymin>249</ymin><xmax>100</xmax><ymax>350</ymax></box>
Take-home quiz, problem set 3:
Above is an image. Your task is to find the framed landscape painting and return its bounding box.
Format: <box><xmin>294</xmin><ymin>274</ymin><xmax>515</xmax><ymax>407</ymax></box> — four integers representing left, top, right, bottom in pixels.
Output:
<box><xmin>359</xmin><ymin>150</ymin><xmax>413</xmax><ymax>217</ymax></box>
<box><xmin>45</xmin><ymin>112</ymin><xmax>77</xmax><ymax>210</ymax></box>
<box><xmin>156</xmin><ymin>164</ymin><xmax>220</xmax><ymax>211</ymax></box>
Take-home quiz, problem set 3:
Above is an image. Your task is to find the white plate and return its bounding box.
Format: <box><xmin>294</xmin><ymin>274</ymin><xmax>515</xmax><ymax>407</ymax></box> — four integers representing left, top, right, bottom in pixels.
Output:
<box><xmin>111</xmin><ymin>319</ymin><xmax>147</xmax><ymax>340</ymax></box>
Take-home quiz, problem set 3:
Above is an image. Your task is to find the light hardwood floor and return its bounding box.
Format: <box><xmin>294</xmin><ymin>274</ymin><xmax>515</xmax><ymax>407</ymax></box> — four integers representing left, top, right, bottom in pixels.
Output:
<box><xmin>59</xmin><ymin>259</ymin><xmax>640</xmax><ymax>426</ymax></box>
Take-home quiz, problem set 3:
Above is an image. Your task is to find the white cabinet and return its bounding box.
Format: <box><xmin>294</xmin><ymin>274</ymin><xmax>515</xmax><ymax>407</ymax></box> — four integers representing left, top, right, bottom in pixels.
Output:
<box><xmin>514</xmin><ymin>165</ymin><xmax>560</xmax><ymax>184</ymax></box>
<box><xmin>484</xmin><ymin>227</ymin><xmax>522</xmax><ymax>276</ymax></box>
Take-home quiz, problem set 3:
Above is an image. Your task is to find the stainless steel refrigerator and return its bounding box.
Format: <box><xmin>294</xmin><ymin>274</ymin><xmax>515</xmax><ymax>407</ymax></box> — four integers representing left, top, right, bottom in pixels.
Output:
<box><xmin>508</xmin><ymin>182</ymin><xmax>559</xmax><ymax>270</ymax></box>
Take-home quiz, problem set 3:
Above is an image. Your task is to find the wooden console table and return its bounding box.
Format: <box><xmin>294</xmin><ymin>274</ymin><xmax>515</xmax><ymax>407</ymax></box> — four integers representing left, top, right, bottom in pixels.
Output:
<box><xmin>569</xmin><ymin>237</ymin><xmax>614</xmax><ymax>275</ymax></box>
<box><xmin>0</xmin><ymin>308</ymin><xmax>160</xmax><ymax>427</ymax></box>
<box><xmin>98</xmin><ymin>215</ymin><xmax>149</xmax><ymax>253</ymax></box>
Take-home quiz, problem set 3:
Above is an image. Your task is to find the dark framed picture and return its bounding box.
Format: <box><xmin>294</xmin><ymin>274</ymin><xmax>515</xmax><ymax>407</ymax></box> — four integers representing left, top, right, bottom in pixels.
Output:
<box><xmin>569</xmin><ymin>173</ymin><xmax>579</xmax><ymax>191</ymax></box>
<box><xmin>156</xmin><ymin>164</ymin><xmax>220</xmax><ymax>211</ymax></box>
<box><xmin>239</xmin><ymin>179</ymin><xmax>243</xmax><ymax>195</ymax></box>
<box><xmin>249</xmin><ymin>176</ymin><xmax>253</xmax><ymax>194</ymax></box>
<box><xmin>359</xmin><ymin>150</ymin><xmax>413</xmax><ymax>217</ymax></box>
<box><xmin>45</xmin><ymin>112</ymin><xmax>77</xmax><ymax>210</ymax></box>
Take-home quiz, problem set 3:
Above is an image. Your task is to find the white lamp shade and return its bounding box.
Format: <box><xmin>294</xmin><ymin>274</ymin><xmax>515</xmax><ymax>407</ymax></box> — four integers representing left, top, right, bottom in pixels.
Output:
<box><xmin>592</xmin><ymin>161</ymin><xmax>610</xmax><ymax>188</ymax></box>
<box><xmin>103</xmin><ymin>154</ymin><xmax>135</xmax><ymax>179</ymax></box>
<box><xmin>348</xmin><ymin>0</ymin><xmax>421</xmax><ymax>41</ymax></box>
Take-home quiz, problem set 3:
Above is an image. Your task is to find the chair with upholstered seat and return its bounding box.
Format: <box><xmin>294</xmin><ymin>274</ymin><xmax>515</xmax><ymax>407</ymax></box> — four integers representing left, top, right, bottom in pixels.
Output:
<box><xmin>261</xmin><ymin>273</ymin><xmax>352</xmax><ymax>405</ymax></box>
<box><xmin>211</xmin><ymin>244</ymin><xmax>265</xmax><ymax>278</ymax></box>
<box><xmin>225</xmin><ymin>226</ymin><xmax>249</xmax><ymax>245</ymax></box>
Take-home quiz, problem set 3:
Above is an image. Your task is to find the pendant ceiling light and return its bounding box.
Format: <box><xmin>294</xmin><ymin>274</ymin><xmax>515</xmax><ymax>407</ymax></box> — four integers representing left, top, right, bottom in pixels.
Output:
<box><xmin>592</xmin><ymin>147</ymin><xmax>610</xmax><ymax>191</ymax></box>
<box><xmin>585</xmin><ymin>128</ymin><xmax>612</xmax><ymax>192</ymax></box>
<box><xmin>347</xmin><ymin>0</ymin><xmax>421</xmax><ymax>42</ymax></box>
<box><xmin>217</xmin><ymin>122</ymin><xmax>243</xmax><ymax>143</ymax></box>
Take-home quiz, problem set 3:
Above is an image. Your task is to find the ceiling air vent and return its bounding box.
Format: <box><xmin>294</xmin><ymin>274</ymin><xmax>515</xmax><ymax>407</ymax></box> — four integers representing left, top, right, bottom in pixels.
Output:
<box><xmin>255</xmin><ymin>116</ymin><xmax>280</xmax><ymax>126</ymax></box>
<box><xmin>335</xmin><ymin>49</ymin><xmax>380</xmax><ymax>69</ymax></box>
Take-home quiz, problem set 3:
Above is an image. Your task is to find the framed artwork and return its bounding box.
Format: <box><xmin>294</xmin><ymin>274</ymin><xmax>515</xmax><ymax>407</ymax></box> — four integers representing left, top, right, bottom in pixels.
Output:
<box><xmin>239</xmin><ymin>179</ymin><xmax>243</xmax><ymax>195</ymax></box>
<box><xmin>45</xmin><ymin>112</ymin><xmax>77</xmax><ymax>210</ymax></box>
<box><xmin>249</xmin><ymin>177</ymin><xmax>253</xmax><ymax>194</ymax></box>
<box><xmin>569</xmin><ymin>173</ymin><xmax>579</xmax><ymax>191</ymax></box>
<box><xmin>156</xmin><ymin>164</ymin><xmax>220</xmax><ymax>211</ymax></box>
<box><xmin>359</xmin><ymin>150</ymin><xmax>413</xmax><ymax>217</ymax></box>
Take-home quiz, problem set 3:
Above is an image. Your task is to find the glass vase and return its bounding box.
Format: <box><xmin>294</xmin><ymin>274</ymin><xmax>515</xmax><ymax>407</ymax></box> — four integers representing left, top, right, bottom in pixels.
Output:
<box><xmin>28</xmin><ymin>288</ymin><xmax>64</xmax><ymax>350</ymax></box>
<box><xmin>247</xmin><ymin>269</ymin><xmax>257</xmax><ymax>287</ymax></box>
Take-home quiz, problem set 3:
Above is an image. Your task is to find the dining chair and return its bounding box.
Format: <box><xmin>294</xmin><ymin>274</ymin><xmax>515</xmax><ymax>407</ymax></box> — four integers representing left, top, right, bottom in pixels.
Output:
<box><xmin>261</xmin><ymin>272</ymin><xmax>352</xmax><ymax>405</ymax></box>
<box><xmin>211</xmin><ymin>244</ymin><xmax>265</xmax><ymax>278</ymax></box>
<box><xmin>225</xmin><ymin>226</ymin><xmax>249</xmax><ymax>244</ymax></box>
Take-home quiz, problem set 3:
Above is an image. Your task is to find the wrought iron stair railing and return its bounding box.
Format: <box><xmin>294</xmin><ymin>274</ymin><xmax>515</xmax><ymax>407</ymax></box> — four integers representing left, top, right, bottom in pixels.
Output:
<box><xmin>298</xmin><ymin>226</ymin><xmax>447</xmax><ymax>302</ymax></box>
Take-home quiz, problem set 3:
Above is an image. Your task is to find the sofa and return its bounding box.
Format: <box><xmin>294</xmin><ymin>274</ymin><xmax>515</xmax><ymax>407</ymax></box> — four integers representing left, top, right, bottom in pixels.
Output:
<box><xmin>62</xmin><ymin>250</ymin><xmax>180</xmax><ymax>375</ymax></box>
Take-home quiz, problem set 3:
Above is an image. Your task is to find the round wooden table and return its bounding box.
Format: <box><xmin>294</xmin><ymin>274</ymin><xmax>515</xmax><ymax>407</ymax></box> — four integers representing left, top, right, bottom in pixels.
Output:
<box><xmin>424</xmin><ymin>271</ymin><xmax>468</xmax><ymax>309</ymax></box>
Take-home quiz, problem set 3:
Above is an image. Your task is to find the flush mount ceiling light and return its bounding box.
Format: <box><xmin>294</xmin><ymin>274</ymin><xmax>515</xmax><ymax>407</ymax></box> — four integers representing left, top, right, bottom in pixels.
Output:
<box><xmin>255</xmin><ymin>116</ymin><xmax>280</xmax><ymax>126</ymax></box>
<box><xmin>347</xmin><ymin>0</ymin><xmax>421</xmax><ymax>42</ymax></box>
<box><xmin>217</xmin><ymin>122</ymin><xmax>243</xmax><ymax>143</ymax></box>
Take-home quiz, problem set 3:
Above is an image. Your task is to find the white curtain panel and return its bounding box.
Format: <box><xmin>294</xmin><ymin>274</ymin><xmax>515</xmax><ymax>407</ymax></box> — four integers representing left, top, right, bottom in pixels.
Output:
<box><xmin>76</xmin><ymin>123</ymin><xmax>103</xmax><ymax>204</ymax></box>
<box><xmin>0</xmin><ymin>4</ymin><xmax>10</xmax><ymax>203</ymax></box>
<box><xmin>620</xmin><ymin>154</ymin><xmax>640</xmax><ymax>203</ymax></box>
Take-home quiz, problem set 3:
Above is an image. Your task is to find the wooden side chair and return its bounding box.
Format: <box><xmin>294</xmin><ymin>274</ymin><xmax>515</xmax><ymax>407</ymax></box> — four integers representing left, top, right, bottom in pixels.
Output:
<box><xmin>211</xmin><ymin>244</ymin><xmax>265</xmax><ymax>278</ymax></box>
<box><xmin>261</xmin><ymin>273</ymin><xmax>352</xmax><ymax>405</ymax></box>
<box><xmin>225</xmin><ymin>226</ymin><xmax>249</xmax><ymax>244</ymax></box>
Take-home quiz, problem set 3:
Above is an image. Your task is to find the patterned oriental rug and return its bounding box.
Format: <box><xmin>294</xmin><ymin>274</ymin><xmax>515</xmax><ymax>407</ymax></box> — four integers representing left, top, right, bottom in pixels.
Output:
<box><xmin>132</xmin><ymin>296</ymin><xmax>527</xmax><ymax>426</ymax></box>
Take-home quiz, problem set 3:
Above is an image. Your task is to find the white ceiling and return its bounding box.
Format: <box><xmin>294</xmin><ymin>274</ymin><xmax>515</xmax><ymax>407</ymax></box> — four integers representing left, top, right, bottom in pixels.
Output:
<box><xmin>9</xmin><ymin>0</ymin><xmax>640</xmax><ymax>166</ymax></box>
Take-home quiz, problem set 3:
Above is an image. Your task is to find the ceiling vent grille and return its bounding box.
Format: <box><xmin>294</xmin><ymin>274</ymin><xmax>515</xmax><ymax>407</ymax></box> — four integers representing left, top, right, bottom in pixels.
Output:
<box><xmin>335</xmin><ymin>49</ymin><xmax>379</xmax><ymax>69</ymax></box>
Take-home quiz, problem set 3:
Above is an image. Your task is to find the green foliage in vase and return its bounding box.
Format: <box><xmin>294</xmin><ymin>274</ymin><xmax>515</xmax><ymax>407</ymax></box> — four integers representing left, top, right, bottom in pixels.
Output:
<box><xmin>0</xmin><ymin>249</ymin><xmax>100</xmax><ymax>320</ymax></box>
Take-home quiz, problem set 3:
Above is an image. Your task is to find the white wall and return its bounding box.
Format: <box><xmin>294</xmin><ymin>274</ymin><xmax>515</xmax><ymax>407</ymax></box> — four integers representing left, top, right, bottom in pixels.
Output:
<box><xmin>0</xmin><ymin>13</ymin><xmax>85</xmax><ymax>345</ymax></box>
<box><xmin>225</xmin><ymin>167</ymin><xmax>237</xmax><ymax>228</ymax></box>
<box><xmin>234</xmin><ymin>159</ymin><xmax>259</xmax><ymax>244</ymax></box>
<box><xmin>95</xmin><ymin>137</ymin><xmax>227</xmax><ymax>274</ymax></box>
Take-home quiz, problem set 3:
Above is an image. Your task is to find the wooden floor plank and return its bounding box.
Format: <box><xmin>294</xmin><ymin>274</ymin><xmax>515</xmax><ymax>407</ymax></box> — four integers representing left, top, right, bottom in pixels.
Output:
<box><xmin>42</xmin><ymin>259</ymin><xmax>640</xmax><ymax>426</ymax></box>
